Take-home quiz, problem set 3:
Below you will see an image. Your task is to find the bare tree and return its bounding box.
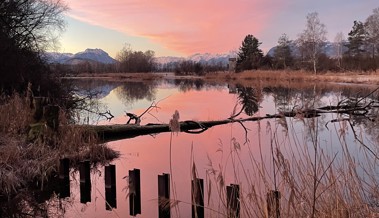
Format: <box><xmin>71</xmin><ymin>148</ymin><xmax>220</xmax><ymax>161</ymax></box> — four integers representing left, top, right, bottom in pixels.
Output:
<box><xmin>0</xmin><ymin>0</ymin><xmax>68</xmax><ymax>51</ymax></box>
<box><xmin>334</xmin><ymin>32</ymin><xmax>345</xmax><ymax>68</ymax></box>
<box><xmin>297</xmin><ymin>12</ymin><xmax>327</xmax><ymax>74</ymax></box>
<box><xmin>116</xmin><ymin>44</ymin><xmax>156</xmax><ymax>73</ymax></box>
<box><xmin>274</xmin><ymin>33</ymin><xmax>293</xmax><ymax>69</ymax></box>
<box><xmin>0</xmin><ymin>0</ymin><xmax>67</xmax><ymax>94</ymax></box>
<box><xmin>365</xmin><ymin>7</ymin><xmax>379</xmax><ymax>59</ymax></box>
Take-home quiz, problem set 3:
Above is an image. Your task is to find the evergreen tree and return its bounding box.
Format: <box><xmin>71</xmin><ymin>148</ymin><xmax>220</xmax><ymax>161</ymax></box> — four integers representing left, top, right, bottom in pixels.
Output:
<box><xmin>346</xmin><ymin>21</ymin><xmax>367</xmax><ymax>57</ymax></box>
<box><xmin>236</xmin><ymin>34</ymin><xmax>263</xmax><ymax>72</ymax></box>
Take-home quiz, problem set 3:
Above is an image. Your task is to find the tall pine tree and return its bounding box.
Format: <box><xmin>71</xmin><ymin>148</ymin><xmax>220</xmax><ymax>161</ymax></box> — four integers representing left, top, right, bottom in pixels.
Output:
<box><xmin>236</xmin><ymin>34</ymin><xmax>263</xmax><ymax>72</ymax></box>
<box><xmin>347</xmin><ymin>21</ymin><xmax>367</xmax><ymax>57</ymax></box>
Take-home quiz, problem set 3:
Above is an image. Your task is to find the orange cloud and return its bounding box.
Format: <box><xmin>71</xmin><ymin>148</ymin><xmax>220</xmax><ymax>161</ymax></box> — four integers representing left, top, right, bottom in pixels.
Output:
<box><xmin>65</xmin><ymin>0</ymin><xmax>284</xmax><ymax>55</ymax></box>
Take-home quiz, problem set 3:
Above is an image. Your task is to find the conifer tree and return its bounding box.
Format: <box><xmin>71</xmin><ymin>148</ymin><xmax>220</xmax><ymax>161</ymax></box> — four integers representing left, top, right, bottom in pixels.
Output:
<box><xmin>236</xmin><ymin>34</ymin><xmax>263</xmax><ymax>72</ymax></box>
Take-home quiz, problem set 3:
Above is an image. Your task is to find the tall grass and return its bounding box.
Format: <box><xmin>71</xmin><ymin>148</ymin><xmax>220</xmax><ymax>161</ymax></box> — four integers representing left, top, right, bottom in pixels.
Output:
<box><xmin>179</xmin><ymin>100</ymin><xmax>379</xmax><ymax>217</ymax></box>
<box><xmin>204</xmin><ymin>70</ymin><xmax>379</xmax><ymax>86</ymax></box>
<box><xmin>0</xmin><ymin>93</ymin><xmax>119</xmax><ymax>198</ymax></box>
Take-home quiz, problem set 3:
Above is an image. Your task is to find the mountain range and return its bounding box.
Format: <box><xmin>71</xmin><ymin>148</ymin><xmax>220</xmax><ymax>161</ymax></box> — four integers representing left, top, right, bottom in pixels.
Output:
<box><xmin>45</xmin><ymin>42</ymin><xmax>344</xmax><ymax>66</ymax></box>
<box><xmin>44</xmin><ymin>48</ymin><xmax>117</xmax><ymax>65</ymax></box>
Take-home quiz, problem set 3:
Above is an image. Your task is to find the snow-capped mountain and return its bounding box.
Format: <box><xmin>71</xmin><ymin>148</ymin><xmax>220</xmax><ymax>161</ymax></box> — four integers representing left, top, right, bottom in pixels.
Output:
<box><xmin>267</xmin><ymin>41</ymin><xmax>348</xmax><ymax>58</ymax></box>
<box><xmin>45</xmin><ymin>48</ymin><xmax>117</xmax><ymax>65</ymax></box>
<box><xmin>44</xmin><ymin>52</ymin><xmax>73</xmax><ymax>63</ymax></box>
<box><xmin>155</xmin><ymin>52</ymin><xmax>237</xmax><ymax>67</ymax></box>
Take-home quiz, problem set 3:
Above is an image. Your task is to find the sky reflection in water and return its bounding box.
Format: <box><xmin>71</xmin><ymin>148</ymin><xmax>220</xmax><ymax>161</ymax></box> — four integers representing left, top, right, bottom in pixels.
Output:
<box><xmin>62</xmin><ymin>80</ymin><xmax>379</xmax><ymax>217</ymax></box>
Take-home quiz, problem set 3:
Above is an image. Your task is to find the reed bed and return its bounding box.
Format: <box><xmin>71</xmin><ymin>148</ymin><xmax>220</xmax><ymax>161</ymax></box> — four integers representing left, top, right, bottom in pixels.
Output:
<box><xmin>0</xmin><ymin>93</ymin><xmax>119</xmax><ymax>198</ymax></box>
<box><xmin>204</xmin><ymin>70</ymin><xmax>379</xmax><ymax>86</ymax></box>
<box><xmin>184</xmin><ymin>95</ymin><xmax>379</xmax><ymax>217</ymax></box>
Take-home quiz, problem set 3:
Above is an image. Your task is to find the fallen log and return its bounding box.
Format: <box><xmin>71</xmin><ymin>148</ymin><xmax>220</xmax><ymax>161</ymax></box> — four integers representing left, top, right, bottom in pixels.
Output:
<box><xmin>84</xmin><ymin>114</ymin><xmax>283</xmax><ymax>142</ymax></box>
<box><xmin>82</xmin><ymin>100</ymin><xmax>378</xmax><ymax>142</ymax></box>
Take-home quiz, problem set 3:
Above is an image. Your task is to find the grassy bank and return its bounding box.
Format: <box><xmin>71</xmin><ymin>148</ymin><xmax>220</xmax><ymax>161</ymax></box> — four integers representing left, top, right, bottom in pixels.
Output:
<box><xmin>0</xmin><ymin>93</ymin><xmax>119</xmax><ymax>215</ymax></box>
<box><xmin>204</xmin><ymin>70</ymin><xmax>379</xmax><ymax>85</ymax></box>
<box><xmin>70</xmin><ymin>70</ymin><xmax>379</xmax><ymax>86</ymax></box>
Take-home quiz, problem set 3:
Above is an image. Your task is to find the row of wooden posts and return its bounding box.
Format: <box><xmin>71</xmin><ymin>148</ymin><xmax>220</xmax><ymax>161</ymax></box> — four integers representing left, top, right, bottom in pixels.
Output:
<box><xmin>58</xmin><ymin>158</ymin><xmax>280</xmax><ymax>218</ymax></box>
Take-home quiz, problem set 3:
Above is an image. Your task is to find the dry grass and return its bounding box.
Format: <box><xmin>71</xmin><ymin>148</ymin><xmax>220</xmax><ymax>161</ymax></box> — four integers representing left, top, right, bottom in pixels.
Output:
<box><xmin>204</xmin><ymin>70</ymin><xmax>379</xmax><ymax>86</ymax></box>
<box><xmin>195</xmin><ymin>105</ymin><xmax>379</xmax><ymax>217</ymax></box>
<box><xmin>69</xmin><ymin>72</ymin><xmax>165</xmax><ymax>82</ymax></box>
<box><xmin>0</xmin><ymin>93</ymin><xmax>119</xmax><ymax>197</ymax></box>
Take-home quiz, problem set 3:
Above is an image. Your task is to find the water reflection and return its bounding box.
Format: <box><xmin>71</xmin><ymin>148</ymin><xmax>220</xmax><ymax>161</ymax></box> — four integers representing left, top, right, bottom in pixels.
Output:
<box><xmin>4</xmin><ymin>79</ymin><xmax>379</xmax><ymax>217</ymax></box>
<box><xmin>236</xmin><ymin>85</ymin><xmax>259</xmax><ymax>116</ymax></box>
<box><xmin>115</xmin><ymin>81</ymin><xmax>157</xmax><ymax>105</ymax></box>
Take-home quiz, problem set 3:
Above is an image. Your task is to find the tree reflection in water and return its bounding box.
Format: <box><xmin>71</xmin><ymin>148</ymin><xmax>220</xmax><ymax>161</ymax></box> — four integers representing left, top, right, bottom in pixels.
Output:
<box><xmin>115</xmin><ymin>81</ymin><xmax>157</xmax><ymax>106</ymax></box>
<box><xmin>236</xmin><ymin>85</ymin><xmax>259</xmax><ymax>116</ymax></box>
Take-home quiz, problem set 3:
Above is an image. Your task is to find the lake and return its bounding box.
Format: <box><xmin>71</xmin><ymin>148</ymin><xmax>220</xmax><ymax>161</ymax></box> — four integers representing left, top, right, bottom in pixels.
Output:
<box><xmin>31</xmin><ymin>78</ymin><xmax>379</xmax><ymax>217</ymax></box>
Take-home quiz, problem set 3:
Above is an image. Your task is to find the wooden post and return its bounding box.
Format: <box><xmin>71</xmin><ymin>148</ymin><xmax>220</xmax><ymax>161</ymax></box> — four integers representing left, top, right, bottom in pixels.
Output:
<box><xmin>267</xmin><ymin>190</ymin><xmax>281</xmax><ymax>218</ymax></box>
<box><xmin>79</xmin><ymin>160</ymin><xmax>91</xmax><ymax>184</ymax></box>
<box><xmin>80</xmin><ymin>182</ymin><xmax>91</xmax><ymax>204</ymax></box>
<box><xmin>191</xmin><ymin>178</ymin><xmax>204</xmax><ymax>218</ymax></box>
<box><xmin>59</xmin><ymin>158</ymin><xmax>70</xmax><ymax>198</ymax></box>
<box><xmin>158</xmin><ymin>173</ymin><xmax>170</xmax><ymax>218</ymax></box>
<box><xmin>227</xmin><ymin>184</ymin><xmax>240</xmax><ymax>218</ymax></box>
<box><xmin>43</xmin><ymin>105</ymin><xmax>59</xmax><ymax>131</ymax></box>
<box><xmin>105</xmin><ymin>164</ymin><xmax>117</xmax><ymax>210</ymax></box>
<box><xmin>129</xmin><ymin>168</ymin><xmax>141</xmax><ymax>216</ymax></box>
<box><xmin>33</xmin><ymin>97</ymin><xmax>44</xmax><ymax>121</ymax></box>
<box><xmin>59</xmin><ymin>158</ymin><xmax>70</xmax><ymax>180</ymax></box>
<box><xmin>80</xmin><ymin>160</ymin><xmax>91</xmax><ymax>203</ymax></box>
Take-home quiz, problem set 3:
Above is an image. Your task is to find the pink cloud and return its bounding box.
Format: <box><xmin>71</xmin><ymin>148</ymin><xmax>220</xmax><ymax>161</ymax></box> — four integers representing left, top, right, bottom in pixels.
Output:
<box><xmin>65</xmin><ymin>0</ymin><xmax>284</xmax><ymax>55</ymax></box>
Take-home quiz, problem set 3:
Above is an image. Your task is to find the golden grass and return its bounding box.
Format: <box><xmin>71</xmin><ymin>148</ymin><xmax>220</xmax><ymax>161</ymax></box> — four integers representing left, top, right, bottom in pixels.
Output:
<box><xmin>0</xmin><ymin>93</ymin><xmax>119</xmax><ymax>197</ymax></box>
<box><xmin>194</xmin><ymin>118</ymin><xmax>379</xmax><ymax>217</ymax></box>
<box><xmin>204</xmin><ymin>70</ymin><xmax>379</xmax><ymax>86</ymax></box>
<box><xmin>70</xmin><ymin>72</ymin><xmax>164</xmax><ymax>82</ymax></box>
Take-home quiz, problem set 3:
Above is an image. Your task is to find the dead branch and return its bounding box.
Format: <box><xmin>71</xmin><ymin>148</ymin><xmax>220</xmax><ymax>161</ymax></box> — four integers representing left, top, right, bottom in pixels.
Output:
<box><xmin>125</xmin><ymin>101</ymin><xmax>161</xmax><ymax>125</ymax></box>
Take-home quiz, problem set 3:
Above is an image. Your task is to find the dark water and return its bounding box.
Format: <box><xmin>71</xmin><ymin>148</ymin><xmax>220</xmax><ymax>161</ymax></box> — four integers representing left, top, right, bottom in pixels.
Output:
<box><xmin>10</xmin><ymin>79</ymin><xmax>379</xmax><ymax>217</ymax></box>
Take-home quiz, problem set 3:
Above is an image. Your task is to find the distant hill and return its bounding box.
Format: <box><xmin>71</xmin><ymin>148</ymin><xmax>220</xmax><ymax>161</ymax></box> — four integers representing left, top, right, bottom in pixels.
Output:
<box><xmin>44</xmin><ymin>48</ymin><xmax>117</xmax><ymax>65</ymax></box>
<box><xmin>267</xmin><ymin>41</ymin><xmax>348</xmax><ymax>58</ymax></box>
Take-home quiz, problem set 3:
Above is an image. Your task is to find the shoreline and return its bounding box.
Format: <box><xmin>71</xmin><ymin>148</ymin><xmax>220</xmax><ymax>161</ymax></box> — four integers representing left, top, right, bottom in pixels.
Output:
<box><xmin>63</xmin><ymin>70</ymin><xmax>379</xmax><ymax>86</ymax></box>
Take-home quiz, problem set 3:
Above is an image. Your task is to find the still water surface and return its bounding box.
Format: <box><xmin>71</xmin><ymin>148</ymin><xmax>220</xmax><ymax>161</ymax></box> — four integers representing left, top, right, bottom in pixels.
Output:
<box><xmin>56</xmin><ymin>79</ymin><xmax>379</xmax><ymax>217</ymax></box>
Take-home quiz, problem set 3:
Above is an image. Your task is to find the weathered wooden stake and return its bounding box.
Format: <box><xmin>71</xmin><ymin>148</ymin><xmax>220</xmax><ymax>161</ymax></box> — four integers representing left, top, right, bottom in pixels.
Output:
<box><xmin>267</xmin><ymin>190</ymin><xmax>281</xmax><ymax>218</ymax></box>
<box><xmin>58</xmin><ymin>158</ymin><xmax>70</xmax><ymax>198</ymax></box>
<box><xmin>227</xmin><ymin>184</ymin><xmax>240</xmax><ymax>218</ymax></box>
<box><xmin>105</xmin><ymin>164</ymin><xmax>117</xmax><ymax>210</ymax></box>
<box><xmin>79</xmin><ymin>160</ymin><xmax>91</xmax><ymax>203</ymax></box>
<box><xmin>79</xmin><ymin>160</ymin><xmax>91</xmax><ymax>184</ymax></box>
<box><xmin>191</xmin><ymin>178</ymin><xmax>204</xmax><ymax>218</ymax></box>
<box><xmin>59</xmin><ymin>158</ymin><xmax>70</xmax><ymax>180</ymax></box>
<box><xmin>80</xmin><ymin>182</ymin><xmax>91</xmax><ymax>204</ymax></box>
<box><xmin>43</xmin><ymin>105</ymin><xmax>60</xmax><ymax>131</ymax></box>
<box><xmin>33</xmin><ymin>97</ymin><xmax>45</xmax><ymax>121</ymax></box>
<box><xmin>158</xmin><ymin>173</ymin><xmax>170</xmax><ymax>218</ymax></box>
<box><xmin>129</xmin><ymin>168</ymin><xmax>141</xmax><ymax>216</ymax></box>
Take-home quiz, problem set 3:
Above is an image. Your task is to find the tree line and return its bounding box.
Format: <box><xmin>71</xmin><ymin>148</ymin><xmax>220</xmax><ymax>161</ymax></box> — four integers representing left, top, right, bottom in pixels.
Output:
<box><xmin>236</xmin><ymin>8</ymin><xmax>379</xmax><ymax>73</ymax></box>
<box><xmin>76</xmin><ymin>6</ymin><xmax>379</xmax><ymax>75</ymax></box>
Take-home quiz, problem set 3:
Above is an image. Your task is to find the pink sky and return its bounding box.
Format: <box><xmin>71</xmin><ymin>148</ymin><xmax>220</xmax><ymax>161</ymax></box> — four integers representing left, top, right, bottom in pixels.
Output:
<box><xmin>64</xmin><ymin>0</ymin><xmax>283</xmax><ymax>55</ymax></box>
<box><xmin>62</xmin><ymin>0</ymin><xmax>379</xmax><ymax>57</ymax></box>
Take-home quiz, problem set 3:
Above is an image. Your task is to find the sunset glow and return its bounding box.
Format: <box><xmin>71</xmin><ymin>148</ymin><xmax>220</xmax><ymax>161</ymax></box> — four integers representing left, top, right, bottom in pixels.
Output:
<box><xmin>61</xmin><ymin>0</ymin><xmax>378</xmax><ymax>57</ymax></box>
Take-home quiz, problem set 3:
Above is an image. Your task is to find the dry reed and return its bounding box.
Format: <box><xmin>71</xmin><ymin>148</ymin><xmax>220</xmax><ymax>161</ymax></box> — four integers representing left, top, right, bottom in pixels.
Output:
<box><xmin>0</xmin><ymin>93</ymin><xmax>119</xmax><ymax>198</ymax></box>
<box><xmin>178</xmin><ymin>94</ymin><xmax>379</xmax><ymax>217</ymax></box>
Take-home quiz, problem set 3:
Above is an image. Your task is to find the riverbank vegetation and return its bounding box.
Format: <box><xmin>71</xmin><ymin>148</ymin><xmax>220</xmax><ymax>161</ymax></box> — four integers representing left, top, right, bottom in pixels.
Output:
<box><xmin>0</xmin><ymin>1</ymin><xmax>120</xmax><ymax>215</ymax></box>
<box><xmin>0</xmin><ymin>92</ymin><xmax>119</xmax><ymax>216</ymax></box>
